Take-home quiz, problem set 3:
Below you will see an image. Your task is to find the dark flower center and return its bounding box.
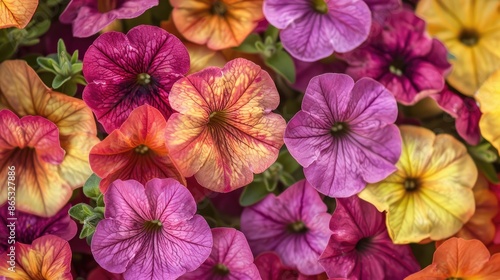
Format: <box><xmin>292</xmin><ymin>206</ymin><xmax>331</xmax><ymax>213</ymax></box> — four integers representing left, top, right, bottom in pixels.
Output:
<box><xmin>213</xmin><ymin>263</ymin><xmax>230</xmax><ymax>276</ymax></box>
<box><xmin>134</xmin><ymin>144</ymin><xmax>149</xmax><ymax>154</ymax></box>
<box><xmin>208</xmin><ymin>111</ymin><xmax>227</xmax><ymax>126</ymax></box>
<box><xmin>459</xmin><ymin>29</ymin><xmax>479</xmax><ymax>46</ymax></box>
<box><xmin>355</xmin><ymin>237</ymin><xmax>372</xmax><ymax>252</ymax></box>
<box><xmin>136</xmin><ymin>73</ymin><xmax>151</xmax><ymax>85</ymax></box>
<box><xmin>143</xmin><ymin>219</ymin><xmax>162</xmax><ymax>232</ymax></box>
<box><xmin>404</xmin><ymin>178</ymin><xmax>419</xmax><ymax>192</ymax></box>
<box><xmin>211</xmin><ymin>1</ymin><xmax>227</xmax><ymax>16</ymax></box>
<box><xmin>330</xmin><ymin>122</ymin><xmax>349</xmax><ymax>137</ymax></box>
<box><xmin>287</xmin><ymin>221</ymin><xmax>308</xmax><ymax>234</ymax></box>
<box><xmin>98</xmin><ymin>0</ymin><xmax>118</xmax><ymax>13</ymax></box>
<box><xmin>311</xmin><ymin>0</ymin><xmax>329</xmax><ymax>14</ymax></box>
<box><xmin>389</xmin><ymin>57</ymin><xmax>406</xmax><ymax>76</ymax></box>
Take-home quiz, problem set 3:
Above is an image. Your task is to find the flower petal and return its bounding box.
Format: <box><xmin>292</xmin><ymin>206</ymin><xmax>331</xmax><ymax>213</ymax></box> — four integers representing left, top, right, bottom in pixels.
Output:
<box><xmin>0</xmin><ymin>0</ymin><xmax>38</xmax><ymax>28</ymax></box>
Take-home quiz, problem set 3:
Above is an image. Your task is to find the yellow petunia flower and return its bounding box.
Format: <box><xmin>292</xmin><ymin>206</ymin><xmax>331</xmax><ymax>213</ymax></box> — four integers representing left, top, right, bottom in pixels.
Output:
<box><xmin>416</xmin><ymin>0</ymin><xmax>500</xmax><ymax>96</ymax></box>
<box><xmin>359</xmin><ymin>125</ymin><xmax>477</xmax><ymax>244</ymax></box>
<box><xmin>476</xmin><ymin>69</ymin><xmax>500</xmax><ymax>151</ymax></box>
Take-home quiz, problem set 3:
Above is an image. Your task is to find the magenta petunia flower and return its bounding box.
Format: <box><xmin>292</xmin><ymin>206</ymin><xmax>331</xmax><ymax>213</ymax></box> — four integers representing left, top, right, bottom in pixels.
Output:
<box><xmin>91</xmin><ymin>178</ymin><xmax>212</xmax><ymax>280</ymax></box>
<box><xmin>0</xmin><ymin>204</ymin><xmax>77</xmax><ymax>253</ymax></box>
<box><xmin>292</xmin><ymin>56</ymin><xmax>347</xmax><ymax>93</ymax></box>
<box><xmin>430</xmin><ymin>87</ymin><xmax>481</xmax><ymax>145</ymax></box>
<box><xmin>83</xmin><ymin>25</ymin><xmax>190</xmax><ymax>133</ymax></box>
<box><xmin>284</xmin><ymin>73</ymin><xmax>401</xmax><ymax>197</ymax></box>
<box><xmin>60</xmin><ymin>0</ymin><xmax>158</xmax><ymax>37</ymax></box>
<box><xmin>181</xmin><ymin>228</ymin><xmax>260</xmax><ymax>280</ymax></box>
<box><xmin>319</xmin><ymin>195</ymin><xmax>420</xmax><ymax>279</ymax></box>
<box><xmin>240</xmin><ymin>179</ymin><xmax>331</xmax><ymax>275</ymax></box>
<box><xmin>263</xmin><ymin>0</ymin><xmax>371</xmax><ymax>62</ymax></box>
<box><xmin>340</xmin><ymin>9</ymin><xmax>451</xmax><ymax>105</ymax></box>
<box><xmin>364</xmin><ymin>0</ymin><xmax>401</xmax><ymax>23</ymax></box>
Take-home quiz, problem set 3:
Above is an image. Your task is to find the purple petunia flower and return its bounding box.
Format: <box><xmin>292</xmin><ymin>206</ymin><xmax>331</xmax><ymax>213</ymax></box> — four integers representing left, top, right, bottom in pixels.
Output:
<box><xmin>284</xmin><ymin>73</ymin><xmax>401</xmax><ymax>197</ymax></box>
<box><xmin>0</xmin><ymin>204</ymin><xmax>77</xmax><ymax>253</ymax></box>
<box><xmin>319</xmin><ymin>196</ymin><xmax>420</xmax><ymax>279</ymax></box>
<box><xmin>263</xmin><ymin>0</ymin><xmax>371</xmax><ymax>62</ymax></box>
<box><xmin>60</xmin><ymin>0</ymin><xmax>158</xmax><ymax>38</ymax></box>
<box><xmin>82</xmin><ymin>25</ymin><xmax>190</xmax><ymax>133</ymax></box>
<box><xmin>291</xmin><ymin>55</ymin><xmax>347</xmax><ymax>93</ymax></box>
<box><xmin>364</xmin><ymin>0</ymin><xmax>401</xmax><ymax>23</ymax></box>
<box><xmin>181</xmin><ymin>227</ymin><xmax>261</xmax><ymax>280</ymax></box>
<box><xmin>240</xmin><ymin>179</ymin><xmax>331</xmax><ymax>275</ymax></box>
<box><xmin>91</xmin><ymin>178</ymin><xmax>213</xmax><ymax>280</ymax></box>
<box><xmin>340</xmin><ymin>9</ymin><xmax>451</xmax><ymax>105</ymax></box>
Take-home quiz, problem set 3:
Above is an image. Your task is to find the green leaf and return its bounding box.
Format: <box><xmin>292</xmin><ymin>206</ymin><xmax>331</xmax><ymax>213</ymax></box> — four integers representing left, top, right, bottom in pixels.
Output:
<box><xmin>72</xmin><ymin>74</ymin><xmax>87</xmax><ymax>85</ymax></box>
<box><xmin>234</xmin><ymin>33</ymin><xmax>262</xmax><ymax>53</ymax></box>
<box><xmin>71</xmin><ymin>50</ymin><xmax>79</xmax><ymax>64</ymax></box>
<box><xmin>239</xmin><ymin>181</ymin><xmax>271</xmax><ymax>206</ymax></box>
<box><xmin>83</xmin><ymin>174</ymin><xmax>102</xmax><ymax>200</ymax></box>
<box><xmin>265</xmin><ymin>50</ymin><xmax>296</xmax><ymax>83</ymax></box>
<box><xmin>52</xmin><ymin>75</ymin><xmax>72</xmax><ymax>89</ymax></box>
<box><xmin>79</xmin><ymin>223</ymin><xmax>95</xmax><ymax>239</ymax></box>
<box><xmin>475</xmin><ymin>159</ymin><xmax>500</xmax><ymax>184</ymax></box>
<box><xmin>36</xmin><ymin>57</ymin><xmax>57</xmax><ymax>74</ymax></box>
<box><xmin>0</xmin><ymin>41</ymin><xmax>18</xmax><ymax>62</ymax></box>
<box><xmin>69</xmin><ymin>203</ymin><xmax>95</xmax><ymax>223</ymax></box>
<box><xmin>264</xmin><ymin>25</ymin><xmax>279</xmax><ymax>42</ymax></box>
<box><xmin>57</xmin><ymin>39</ymin><xmax>67</xmax><ymax>55</ymax></box>
<box><xmin>71</xmin><ymin>63</ymin><xmax>83</xmax><ymax>74</ymax></box>
<box><xmin>277</xmin><ymin>150</ymin><xmax>300</xmax><ymax>174</ymax></box>
<box><xmin>85</xmin><ymin>234</ymin><xmax>94</xmax><ymax>245</ymax></box>
<box><xmin>96</xmin><ymin>194</ymin><xmax>105</xmax><ymax>207</ymax></box>
<box><xmin>59</xmin><ymin>81</ymin><xmax>78</xmax><ymax>96</ymax></box>
<box><xmin>279</xmin><ymin>172</ymin><xmax>296</xmax><ymax>187</ymax></box>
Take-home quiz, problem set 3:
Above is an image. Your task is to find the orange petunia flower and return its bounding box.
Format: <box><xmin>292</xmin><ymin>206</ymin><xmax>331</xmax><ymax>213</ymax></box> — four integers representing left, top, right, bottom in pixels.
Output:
<box><xmin>165</xmin><ymin>58</ymin><xmax>286</xmax><ymax>192</ymax></box>
<box><xmin>0</xmin><ymin>0</ymin><xmax>38</xmax><ymax>29</ymax></box>
<box><xmin>405</xmin><ymin>237</ymin><xmax>500</xmax><ymax>279</ymax></box>
<box><xmin>0</xmin><ymin>235</ymin><xmax>73</xmax><ymax>279</ymax></box>
<box><xmin>170</xmin><ymin>0</ymin><xmax>264</xmax><ymax>50</ymax></box>
<box><xmin>0</xmin><ymin>60</ymin><xmax>99</xmax><ymax>217</ymax></box>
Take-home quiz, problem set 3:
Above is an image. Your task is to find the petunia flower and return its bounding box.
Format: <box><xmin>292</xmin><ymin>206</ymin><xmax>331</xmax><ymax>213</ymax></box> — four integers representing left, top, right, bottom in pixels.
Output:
<box><xmin>405</xmin><ymin>238</ymin><xmax>500</xmax><ymax>279</ymax></box>
<box><xmin>291</xmin><ymin>55</ymin><xmax>347</xmax><ymax>93</ymax></box>
<box><xmin>0</xmin><ymin>204</ymin><xmax>77</xmax><ymax>253</ymax></box>
<box><xmin>255</xmin><ymin>252</ymin><xmax>329</xmax><ymax>280</ymax></box>
<box><xmin>416</xmin><ymin>0</ymin><xmax>500</xmax><ymax>96</ymax></box>
<box><xmin>0</xmin><ymin>235</ymin><xmax>73</xmax><ymax>279</ymax></box>
<box><xmin>284</xmin><ymin>73</ymin><xmax>401</xmax><ymax>197</ymax></box>
<box><xmin>340</xmin><ymin>9</ymin><xmax>451</xmax><ymax>105</ymax></box>
<box><xmin>430</xmin><ymin>86</ymin><xmax>482</xmax><ymax>145</ymax></box>
<box><xmin>476</xmin><ymin>70</ymin><xmax>500</xmax><ymax>152</ymax></box>
<box><xmin>0</xmin><ymin>60</ymin><xmax>99</xmax><ymax>217</ymax></box>
<box><xmin>0</xmin><ymin>0</ymin><xmax>38</xmax><ymax>29</ymax></box>
<box><xmin>170</xmin><ymin>0</ymin><xmax>264</xmax><ymax>50</ymax></box>
<box><xmin>165</xmin><ymin>58</ymin><xmax>286</xmax><ymax>192</ymax></box>
<box><xmin>181</xmin><ymin>228</ymin><xmax>261</xmax><ymax>280</ymax></box>
<box><xmin>363</xmin><ymin>0</ymin><xmax>401</xmax><ymax>23</ymax></box>
<box><xmin>359</xmin><ymin>125</ymin><xmax>477</xmax><ymax>244</ymax></box>
<box><xmin>59</xmin><ymin>0</ymin><xmax>158</xmax><ymax>37</ymax></box>
<box><xmin>240</xmin><ymin>179</ymin><xmax>331</xmax><ymax>275</ymax></box>
<box><xmin>89</xmin><ymin>104</ymin><xmax>185</xmax><ymax>193</ymax></box>
<box><xmin>91</xmin><ymin>178</ymin><xmax>212</xmax><ymax>279</ymax></box>
<box><xmin>263</xmin><ymin>0</ymin><xmax>371</xmax><ymax>62</ymax></box>
<box><xmin>319</xmin><ymin>195</ymin><xmax>420</xmax><ymax>279</ymax></box>
<box><xmin>82</xmin><ymin>25</ymin><xmax>190</xmax><ymax>133</ymax></box>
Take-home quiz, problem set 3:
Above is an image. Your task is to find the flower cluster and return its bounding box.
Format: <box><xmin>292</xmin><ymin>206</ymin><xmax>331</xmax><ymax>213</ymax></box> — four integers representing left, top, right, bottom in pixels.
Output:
<box><xmin>2</xmin><ymin>0</ymin><xmax>500</xmax><ymax>279</ymax></box>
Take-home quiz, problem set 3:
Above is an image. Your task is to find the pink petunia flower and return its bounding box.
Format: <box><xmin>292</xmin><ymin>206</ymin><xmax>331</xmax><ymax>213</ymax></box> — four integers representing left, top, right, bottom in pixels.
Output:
<box><xmin>0</xmin><ymin>204</ymin><xmax>77</xmax><ymax>253</ymax></box>
<box><xmin>240</xmin><ymin>179</ymin><xmax>331</xmax><ymax>275</ymax></box>
<box><xmin>83</xmin><ymin>25</ymin><xmax>190</xmax><ymax>133</ymax></box>
<box><xmin>319</xmin><ymin>195</ymin><xmax>420</xmax><ymax>279</ymax></box>
<box><xmin>181</xmin><ymin>228</ymin><xmax>261</xmax><ymax>280</ymax></box>
<box><xmin>284</xmin><ymin>73</ymin><xmax>401</xmax><ymax>197</ymax></box>
<box><xmin>91</xmin><ymin>178</ymin><xmax>213</xmax><ymax>280</ymax></box>
<box><xmin>364</xmin><ymin>0</ymin><xmax>401</xmax><ymax>23</ymax></box>
<box><xmin>340</xmin><ymin>9</ymin><xmax>451</xmax><ymax>105</ymax></box>
<box><xmin>263</xmin><ymin>0</ymin><xmax>371</xmax><ymax>62</ymax></box>
<box><xmin>60</xmin><ymin>0</ymin><xmax>158</xmax><ymax>37</ymax></box>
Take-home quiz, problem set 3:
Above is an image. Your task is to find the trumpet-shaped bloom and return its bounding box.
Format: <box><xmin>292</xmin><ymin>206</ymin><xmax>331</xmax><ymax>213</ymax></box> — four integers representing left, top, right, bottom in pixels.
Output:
<box><xmin>0</xmin><ymin>60</ymin><xmax>98</xmax><ymax>217</ymax></box>
<box><xmin>170</xmin><ymin>0</ymin><xmax>264</xmax><ymax>50</ymax></box>
<box><xmin>165</xmin><ymin>58</ymin><xmax>286</xmax><ymax>192</ymax></box>
<box><xmin>284</xmin><ymin>73</ymin><xmax>401</xmax><ymax>197</ymax></box>
<box><xmin>0</xmin><ymin>204</ymin><xmax>77</xmax><ymax>253</ymax></box>
<box><xmin>319</xmin><ymin>196</ymin><xmax>420</xmax><ymax>279</ymax></box>
<box><xmin>476</xmin><ymin>70</ymin><xmax>500</xmax><ymax>152</ymax></box>
<box><xmin>0</xmin><ymin>235</ymin><xmax>73</xmax><ymax>280</ymax></box>
<box><xmin>91</xmin><ymin>179</ymin><xmax>212</xmax><ymax>280</ymax></box>
<box><xmin>0</xmin><ymin>0</ymin><xmax>38</xmax><ymax>29</ymax></box>
<box><xmin>341</xmin><ymin>10</ymin><xmax>451</xmax><ymax>105</ymax></box>
<box><xmin>83</xmin><ymin>25</ymin><xmax>190</xmax><ymax>133</ymax></box>
<box><xmin>89</xmin><ymin>105</ymin><xmax>185</xmax><ymax>193</ymax></box>
<box><xmin>416</xmin><ymin>0</ymin><xmax>500</xmax><ymax>96</ymax></box>
<box><xmin>264</xmin><ymin>0</ymin><xmax>371</xmax><ymax>62</ymax></box>
<box><xmin>359</xmin><ymin>125</ymin><xmax>477</xmax><ymax>243</ymax></box>
<box><xmin>181</xmin><ymin>228</ymin><xmax>260</xmax><ymax>280</ymax></box>
<box><xmin>59</xmin><ymin>0</ymin><xmax>158</xmax><ymax>37</ymax></box>
<box><xmin>405</xmin><ymin>238</ymin><xmax>500</xmax><ymax>280</ymax></box>
<box><xmin>240</xmin><ymin>180</ymin><xmax>331</xmax><ymax>275</ymax></box>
